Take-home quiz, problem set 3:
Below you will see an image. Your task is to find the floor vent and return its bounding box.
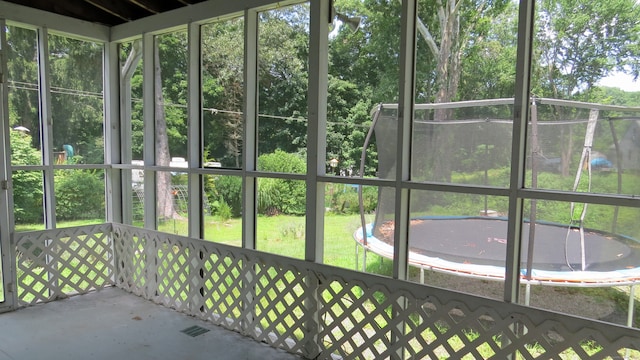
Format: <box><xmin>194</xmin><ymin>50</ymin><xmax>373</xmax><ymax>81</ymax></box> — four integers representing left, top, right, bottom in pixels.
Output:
<box><xmin>180</xmin><ymin>325</ymin><xmax>210</xmax><ymax>337</ymax></box>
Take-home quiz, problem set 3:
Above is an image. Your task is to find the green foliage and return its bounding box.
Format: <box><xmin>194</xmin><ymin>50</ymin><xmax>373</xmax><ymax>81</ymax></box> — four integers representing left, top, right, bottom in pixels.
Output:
<box><xmin>257</xmin><ymin>150</ymin><xmax>307</xmax><ymax>215</ymax></box>
<box><xmin>208</xmin><ymin>176</ymin><xmax>243</xmax><ymax>217</ymax></box>
<box><xmin>202</xmin><ymin>18</ymin><xmax>245</xmax><ymax>167</ymax></box>
<box><xmin>10</xmin><ymin>131</ymin><xmax>43</xmax><ymax>223</ymax></box>
<box><xmin>213</xmin><ymin>200</ymin><xmax>232</xmax><ymax>222</ymax></box>
<box><xmin>533</xmin><ymin>0</ymin><xmax>640</xmax><ymax>99</ymax></box>
<box><xmin>257</xmin><ymin>6</ymin><xmax>310</xmax><ymax>156</ymax></box>
<box><xmin>54</xmin><ymin>170</ymin><xmax>104</xmax><ymax>221</ymax></box>
<box><xmin>48</xmin><ymin>34</ymin><xmax>105</xmax><ymax>164</ymax></box>
<box><xmin>258</xmin><ymin>149</ymin><xmax>306</xmax><ymax>174</ymax></box>
<box><xmin>329</xmin><ymin>185</ymin><xmax>378</xmax><ymax>214</ymax></box>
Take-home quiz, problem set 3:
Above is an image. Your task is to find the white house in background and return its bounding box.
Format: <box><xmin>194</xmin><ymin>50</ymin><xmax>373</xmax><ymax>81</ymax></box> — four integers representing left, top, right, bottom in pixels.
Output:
<box><xmin>131</xmin><ymin>157</ymin><xmax>189</xmax><ymax>185</ymax></box>
<box><xmin>619</xmin><ymin>120</ymin><xmax>640</xmax><ymax>171</ymax></box>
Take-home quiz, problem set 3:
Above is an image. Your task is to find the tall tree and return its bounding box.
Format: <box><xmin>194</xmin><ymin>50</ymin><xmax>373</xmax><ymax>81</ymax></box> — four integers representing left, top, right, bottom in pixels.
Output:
<box><xmin>532</xmin><ymin>0</ymin><xmax>640</xmax><ymax>175</ymax></box>
<box><xmin>413</xmin><ymin>0</ymin><xmax>509</xmax><ymax>181</ymax></box>
<box><xmin>7</xmin><ymin>26</ymin><xmax>41</xmax><ymax>160</ymax></box>
<box><xmin>534</xmin><ymin>0</ymin><xmax>640</xmax><ymax>98</ymax></box>
<box><xmin>202</xmin><ymin>18</ymin><xmax>245</xmax><ymax>168</ymax></box>
<box><xmin>256</xmin><ymin>6</ymin><xmax>310</xmax><ymax>157</ymax></box>
<box><xmin>154</xmin><ymin>38</ymin><xmax>176</xmax><ymax>220</ymax></box>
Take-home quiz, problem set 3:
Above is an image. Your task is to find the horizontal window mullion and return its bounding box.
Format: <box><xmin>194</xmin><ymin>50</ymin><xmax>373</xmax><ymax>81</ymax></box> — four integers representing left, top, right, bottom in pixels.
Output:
<box><xmin>519</xmin><ymin>188</ymin><xmax>640</xmax><ymax>208</ymax></box>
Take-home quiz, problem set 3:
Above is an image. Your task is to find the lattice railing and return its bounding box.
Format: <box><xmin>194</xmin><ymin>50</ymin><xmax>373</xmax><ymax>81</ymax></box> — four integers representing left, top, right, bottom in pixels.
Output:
<box><xmin>11</xmin><ymin>223</ymin><xmax>640</xmax><ymax>358</ymax></box>
<box><xmin>111</xmin><ymin>224</ymin><xmax>640</xmax><ymax>359</ymax></box>
<box><xmin>15</xmin><ymin>224</ymin><xmax>114</xmax><ymax>305</ymax></box>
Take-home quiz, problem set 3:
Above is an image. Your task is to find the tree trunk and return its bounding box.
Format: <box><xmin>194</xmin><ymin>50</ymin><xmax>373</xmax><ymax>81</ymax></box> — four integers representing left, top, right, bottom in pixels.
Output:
<box><xmin>427</xmin><ymin>0</ymin><xmax>464</xmax><ymax>182</ymax></box>
<box><xmin>560</xmin><ymin>126</ymin><xmax>574</xmax><ymax>177</ymax></box>
<box><xmin>154</xmin><ymin>43</ymin><xmax>179</xmax><ymax>220</ymax></box>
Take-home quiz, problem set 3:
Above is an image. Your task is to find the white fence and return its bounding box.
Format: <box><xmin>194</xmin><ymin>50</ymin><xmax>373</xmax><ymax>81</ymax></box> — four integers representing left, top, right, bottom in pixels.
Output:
<box><xmin>13</xmin><ymin>224</ymin><xmax>640</xmax><ymax>359</ymax></box>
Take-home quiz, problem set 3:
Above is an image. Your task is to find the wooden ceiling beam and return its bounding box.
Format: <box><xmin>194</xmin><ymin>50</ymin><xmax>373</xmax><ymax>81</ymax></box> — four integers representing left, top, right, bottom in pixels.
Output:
<box><xmin>4</xmin><ymin>0</ymin><xmax>209</xmax><ymax>26</ymax></box>
<box><xmin>83</xmin><ymin>0</ymin><xmax>151</xmax><ymax>22</ymax></box>
<box><xmin>5</xmin><ymin>0</ymin><xmax>124</xmax><ymax>26</ymax></box>
<box><xmin>127</xmin><ymin>0</ymin><xmax>181</xmax><ymax>14</ymax></box>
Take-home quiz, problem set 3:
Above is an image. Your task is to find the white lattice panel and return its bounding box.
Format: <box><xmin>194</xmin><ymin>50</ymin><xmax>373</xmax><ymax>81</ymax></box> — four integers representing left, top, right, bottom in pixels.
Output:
<box><xmin>15</xmin><ymin>224</ymin><xmax>114</xmax><ymax>305</ymax></box>
<box><xmin>113</xmin><ymin>225</ymin><xmax>147</xmax><ymax>297</ymax></box>
<box><xmin>248</xmin><ymin>262</ymin><xmax>310</xmax><ymax>354</ymax></box>
<box><xmin>198</xmin><ymin>246</ymin><xmax>245</xmax><ymax>331</ymax></box>
<box><xmin>109</xmin><ymin>224</ymin><xmax>640</xmax><ymax>359</ymax></box>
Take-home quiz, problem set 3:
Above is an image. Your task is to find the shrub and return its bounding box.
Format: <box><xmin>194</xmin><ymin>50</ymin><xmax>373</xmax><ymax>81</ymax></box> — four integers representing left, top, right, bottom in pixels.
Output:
<box><xmin>208</xmin><ymin>175</ymin><xmax>242</xmax><ymax>217</ymax></box>
<box><xmin>330</xmin><ymin>185</ymin><xmax>378</xmax><ymax>214</ymax></box>
<box><xmin>10</xmin><ymin>130</ymin><xmax>44</xmax><ymax>223</ymax></box>
<box><xmin>257</xmin><ymin>150</ymin><xmax>307</xmax><ymax>215</ymax></box>
<box><xmin>55</xmin><ymin>170</ymin><xmax>104</xmax><ymax>220</ymax></box>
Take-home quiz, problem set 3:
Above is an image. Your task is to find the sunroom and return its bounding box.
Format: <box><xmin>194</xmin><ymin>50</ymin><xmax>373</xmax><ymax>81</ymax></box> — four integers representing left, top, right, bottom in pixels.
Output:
<box><xmin>1</xmin><ymin>0</ymin><xmax>640</xmax><ymax>359</ymax></box>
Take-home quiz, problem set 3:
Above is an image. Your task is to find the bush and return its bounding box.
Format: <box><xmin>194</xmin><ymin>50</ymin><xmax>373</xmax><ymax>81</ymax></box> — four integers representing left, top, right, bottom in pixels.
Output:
<box><xmin>208</xmin><ymin>175</ymin><xmax>242</xmax><ymax>217</ymax></box>
<box><xmin>55</xmin><ymin>170</ymin><xmax>104</xmax><ymax>220</ymax></box>
<box><xmin>257</xmin><ymin>150</ymin><xmax>306</xmax><ymax>215</ymax></box>
<box><xmin>10</xmin><ymin>130</ymin><xmax>44</xmax><ymax>223</ymax></box>
<box><xmin>330</xmin><ymin>185</ymin><xmax>378</xmax><ymax>214</ymax></box>
<box><xmin>13</xmin><ymin>170</ymin><xmax>44</xmax><ymax>223</ymax></box>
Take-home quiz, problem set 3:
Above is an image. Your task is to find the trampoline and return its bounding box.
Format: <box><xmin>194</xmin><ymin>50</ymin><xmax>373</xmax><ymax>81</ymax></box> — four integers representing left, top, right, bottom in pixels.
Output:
<box><xmin>354</xmin><ymin>216</ymin><xmax>640</xmax><ymax>285</ymax></box>
<box><xmin>353</xmin><ymin>98</ymin><xmax>640</xmax><ymax>325</ymax></box>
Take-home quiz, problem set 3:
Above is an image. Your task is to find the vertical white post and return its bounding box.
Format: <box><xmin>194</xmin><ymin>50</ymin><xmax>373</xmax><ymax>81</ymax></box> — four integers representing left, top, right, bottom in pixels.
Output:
<box><xmin>0</xmin><ymin>18</ymin><xmax>17</xmax><ymax>310</ymax></box>
<box><xmin>142</xmin><ymin>33</ymin><xmax>157</xmax><ymax>230</ymax></box>
<box><xmin>394</xmin><ymin>0</ymin><xmax>417</xmax><ymax>282</ymax></box>
<box><xmin>306</xmin><ymin>0</ymin><xmax>329</xmax><ymax>265</ymax></box>
<box><xmin>142</xmin><ymin>32</ymin><xmax>158</xmax><ymax>297</ymax></box>
<box><xmin>187</xmin><ymin>22</ymin><xmax>203</xmax><ymax>239</ymax></box>
<box><xmin>37</xmin><ymin>27</ymin><xmax>61</xmax><ymax>299</ymax></box>
<box><xmin>105</xmin><ymin>41</ymin><xmax>122</xmax><ymax>224</ymax></box>
<box><xmin>243</xmin><ymin>10</ymin><xmax>258</xmax><ymax>251</ymax></box>
<box><xmin>394</xmin><ymin>3</ymin><xmax>418</xmax><ymax>357</ymax></box>
<box><xmin>305</xmin><ymin>2</ymin><xmax>329</xmax><ymax>357</ymax></box>
<box><xmin>242</xmin><ymin>8</ymin><xmax>259</xmax><ymax>336</ymax></box>
<box><xmin>120</xmin><ymin>39</ymin><xmax>142</xmax><ymax>225</ymax></box>
<box><xmin>37</xmin><ymin>28</ymin><xmax>55</xmax><ymax>230</ymax></box>
<box><xmin>504</xmin><ymin>0</ymin><xmax>535</xmax><ymax>305</ymax></box>
<box><xmin>187</xmin><ymin>21</ymin><xmax>205</xmax><ymax>314</ymax></box>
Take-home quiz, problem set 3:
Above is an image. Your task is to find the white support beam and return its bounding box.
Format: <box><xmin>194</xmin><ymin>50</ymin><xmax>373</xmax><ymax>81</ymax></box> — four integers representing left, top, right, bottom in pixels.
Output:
<box><xmin>142</xmin><ymin>33</ymin><xmax>157</xmax><ymax>230</ymax></box>
<box><xmin>0</xmin><ymin>18</ymin><xmax>17</xmax><ymax>310</ymax></box>
<box><xmin>104</xmin><ymin>41</ymin><xmax>122</xmax><ymax>223</ymax></box>
<box><xmin>305</xmin><ymin>0</ymin><xmax>329</xmax><ymax>264</ymax></box>
<box><xmin>393</xmin><ymin>0</ymin><xmax>417</xmax><ymax>281</ymax></box>
<box><xmin>504</xmin><ymin>0</ymin><xmax>536</xmax><ymax>304</ymax></box>
<box><xmin>187</xmin><ymin>22</ymin><xmax>203</xmax><ymax>238</ymax></box>
<box><xmin>120</xmin><ymin>39</ymin><xmax>142</xmax><ymax>224</ymax></box>
<box><xmin>37</xmin><ymin>27</ymin><xmax>56</xmax><ymax>229</ymax></box>
<box><xmin>0</xmin><ymin>1</ymin><xmax>108</xmax><ymax>42</ymax></box>
<box><xmin>242</xmin><ymin>9</ymin><xmax>259</xmax><ymax>250</ymax></box>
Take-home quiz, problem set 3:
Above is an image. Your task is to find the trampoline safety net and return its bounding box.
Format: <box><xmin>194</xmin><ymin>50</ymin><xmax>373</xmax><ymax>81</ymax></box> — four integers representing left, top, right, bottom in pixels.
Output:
<box><xmin>363</xmin><ymin>98</ymin><xmax>640</xmax><ymax>281</ymax></box>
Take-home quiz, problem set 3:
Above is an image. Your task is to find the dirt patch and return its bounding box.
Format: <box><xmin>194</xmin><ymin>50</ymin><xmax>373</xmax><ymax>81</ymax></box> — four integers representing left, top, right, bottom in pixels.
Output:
<box><xmin>413</xmin><ymin>270</ymin><xmax>634</xmax><ymax>326</ymax></box>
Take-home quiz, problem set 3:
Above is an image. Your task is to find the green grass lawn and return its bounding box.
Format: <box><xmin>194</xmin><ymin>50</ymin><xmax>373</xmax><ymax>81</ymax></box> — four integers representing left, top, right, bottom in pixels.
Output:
<box><xmin>159</xmin><ymin>212</ymin><xmax>378</xmax><ymax>271</ymax></box>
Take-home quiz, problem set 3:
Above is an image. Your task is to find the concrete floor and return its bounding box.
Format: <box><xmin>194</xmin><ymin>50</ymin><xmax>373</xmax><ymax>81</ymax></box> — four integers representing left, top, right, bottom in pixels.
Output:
<box><xmin>0</xmin><ymin>287</ymin><xmax>302</xmax><ymax>360</ymax></box>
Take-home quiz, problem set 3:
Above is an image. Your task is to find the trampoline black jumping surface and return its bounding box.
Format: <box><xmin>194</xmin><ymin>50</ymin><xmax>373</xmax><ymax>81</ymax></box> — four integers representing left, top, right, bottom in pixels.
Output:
<box><xmin>367</xmin><ymin>217</ymin><xmax>640</xmax><ymax>275</ymax></box>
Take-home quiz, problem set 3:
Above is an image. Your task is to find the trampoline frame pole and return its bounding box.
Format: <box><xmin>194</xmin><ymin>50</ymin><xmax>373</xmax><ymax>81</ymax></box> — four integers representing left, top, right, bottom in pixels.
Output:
<box><xmin>626</xmin><ymin>284</ymin><xmax>636</xmax><ymax>360</ymax></box>
<box><xmin>355</xmin><ymin>243</ymin><xmax>359</xmax><ymax>271</ymax></box>
<box><xmin>628</xmin><ymin>283</ymin><xmax>636</xmax><ymax>328</ymax></box>
<box><xmin>362</xmin><ymin>247</ymin><xmax>367</xmax><ymax>273</ymax></box>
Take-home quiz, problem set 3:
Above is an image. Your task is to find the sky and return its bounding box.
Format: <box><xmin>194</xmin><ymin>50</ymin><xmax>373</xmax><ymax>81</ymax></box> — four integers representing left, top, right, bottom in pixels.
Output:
<box><xmin>597</xmin><ymin>72</ymin><xmax>640</xmax><ymax>92</ymax></box>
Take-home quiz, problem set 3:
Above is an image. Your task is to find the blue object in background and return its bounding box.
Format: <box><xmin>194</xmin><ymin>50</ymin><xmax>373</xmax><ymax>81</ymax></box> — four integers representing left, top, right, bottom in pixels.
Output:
<box><xmin>63</xmin><ymin>144</ymin><xmax>74</xmax><ymax>159</ymax></box>
<box><xmin>591</xmin><ymin>157</ymin><xmax>612</xmax><ymax>168</ymax></box>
